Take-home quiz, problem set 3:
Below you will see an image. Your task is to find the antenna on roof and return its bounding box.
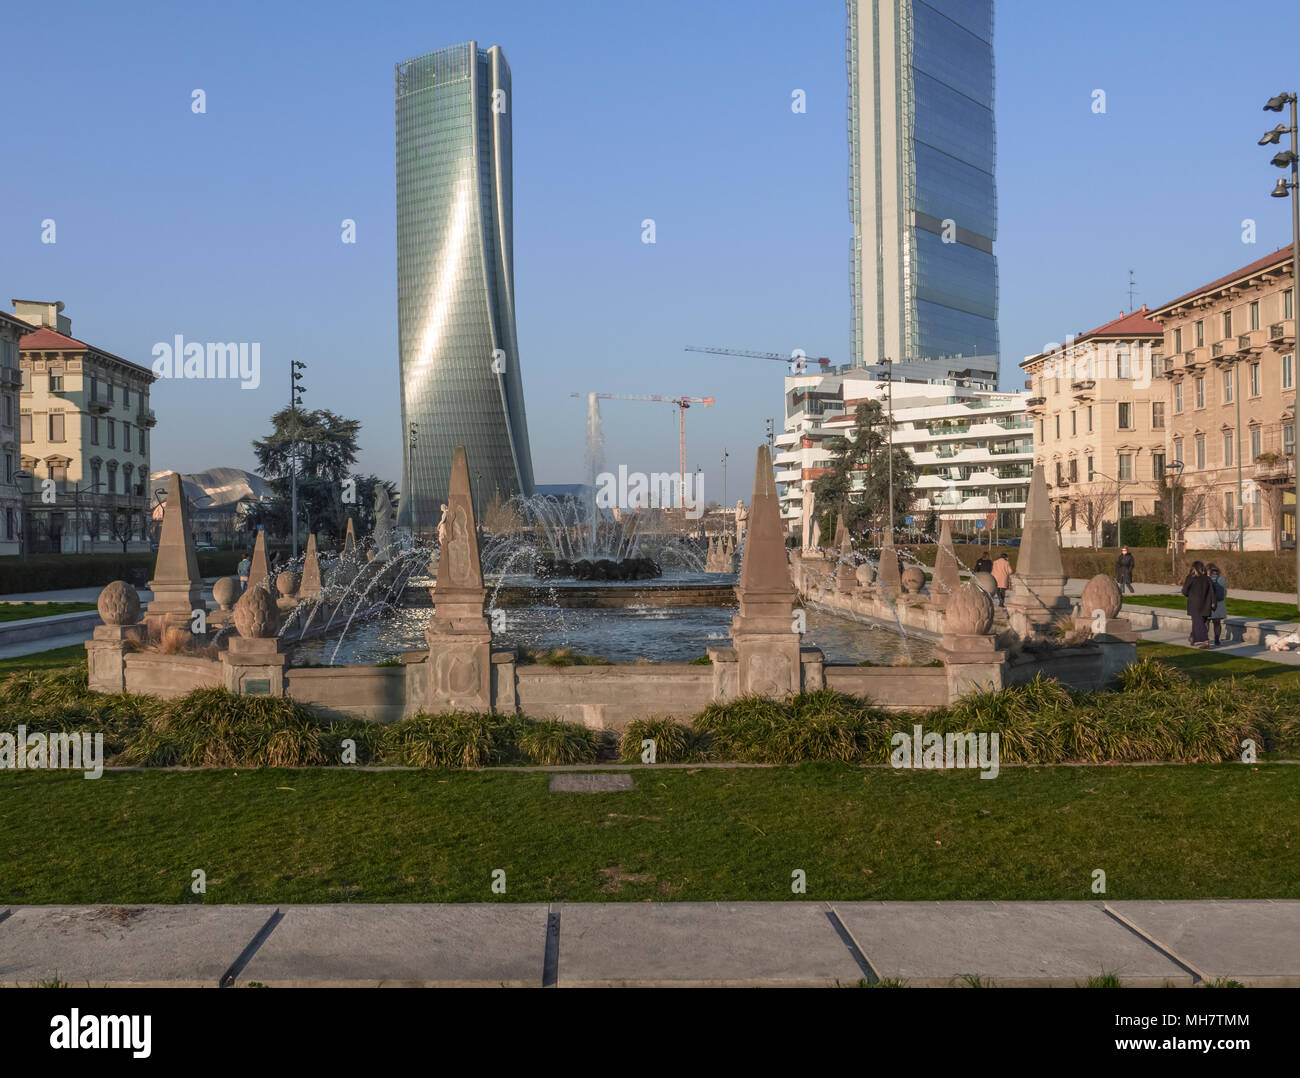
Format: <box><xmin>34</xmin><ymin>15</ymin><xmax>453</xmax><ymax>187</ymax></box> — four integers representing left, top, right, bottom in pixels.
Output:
<box><xmin>1127</xmin><ymin>269</ymin><xmax>1138</xmax><ymax>312</ymax></box>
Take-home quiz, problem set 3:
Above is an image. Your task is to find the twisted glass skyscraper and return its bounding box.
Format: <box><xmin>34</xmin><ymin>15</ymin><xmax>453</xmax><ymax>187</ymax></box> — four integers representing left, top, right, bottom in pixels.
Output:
<box><xmin>395</xmin><ymin>42</ymin><xmax>534</xmax><ymax>532</ymax></box>
<box><xmin>847</xmin><ymin>0</ymin><xmax>999</xmax><ymax>371</ymax></box>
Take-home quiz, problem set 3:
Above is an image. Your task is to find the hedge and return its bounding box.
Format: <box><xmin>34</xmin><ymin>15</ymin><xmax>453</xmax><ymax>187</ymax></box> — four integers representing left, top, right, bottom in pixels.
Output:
<box><xmin>0</xmin><ymin>551</ymin><xmax>242</xmax><ymax>594</ymax></box>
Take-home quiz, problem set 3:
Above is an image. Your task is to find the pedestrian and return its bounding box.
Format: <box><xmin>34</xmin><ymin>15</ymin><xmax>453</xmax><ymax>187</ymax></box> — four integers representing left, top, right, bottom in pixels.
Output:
<box><xmin>991</xmin><ymin>551</ymin><xmax>1012</xmax><ymax>607</ymax></box>
<box><xmin>974</xmin><ymin>551</ymin><xmax>993</xmax><ymax>575</ymax></box>
<box><xmin>1116</xmin><ymin>545</ymin><xmax>1135</xmax><ymax>594</ymax></box>
<box><xmin>1207</xmin><ymin>563</ymin><xmax>1228</xmax><ymax>647</ymax></box>
<box><xmin>237</xmin><ymin>552</ymin><xmax>251</xmax><ymax>592</ymax></box>
<box><xmin>1181</xmin><ymin>560</ymin><xmax>1216</xmax><ymax>647</ymax></box>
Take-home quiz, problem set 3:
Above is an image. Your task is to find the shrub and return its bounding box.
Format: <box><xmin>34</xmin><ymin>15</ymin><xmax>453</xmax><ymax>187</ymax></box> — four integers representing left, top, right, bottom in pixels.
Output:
<box><xmin>619</xmin><ymin>717</ymin><xmax>711</xmax><ymax>763</ymax></box>
<box><xmin>0</xmin><ymin>551</ymin><xmax>241</xmax><ymax>595</ymax></box>
<box><xmin>516</xmin><ymin>719</ymin><xmax>600</xmax><ymax>765</ymax></box>
<box><xmin>380</xmin><ymin>712</ymin><xmax>514</xmax><ymax>769</ymax></box>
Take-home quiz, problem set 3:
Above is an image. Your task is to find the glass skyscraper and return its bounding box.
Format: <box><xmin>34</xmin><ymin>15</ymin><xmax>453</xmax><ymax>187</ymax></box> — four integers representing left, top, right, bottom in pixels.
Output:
<box><xmin>395</xmin><ymin>42</ymin><xmax>535</xmax><ymax>532</ymax></box>
<box><xmin>847</xmin><ymin>1</ymin><xmax>999</xmax><ymax>372</ymax></box>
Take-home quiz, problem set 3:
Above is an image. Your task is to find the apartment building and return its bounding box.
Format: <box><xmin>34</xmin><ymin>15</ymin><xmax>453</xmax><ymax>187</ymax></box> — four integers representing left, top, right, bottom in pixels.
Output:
<box><xmin>1148</xmin><ymin>245</ymin><xmax>1295</xmax><ymax>551</ymax></box>
<box><xmin>15</xmin><ymin>300</ymin><xmax>156</xmax><ymax>553</ymax></box>
<box><xmin>774</xmin><ymin>363</ymin><xmax>1030</xmax><ymax>541</ymax></box>
<box><xmin>0</xmin><ymin>310</ymin><xmax>29</xmax><ymax>555</ymax></box>
<box><xmin>1021</xmin><ymin>308</ymin><xmax>1167</xmax><ymax>547</ymax></box>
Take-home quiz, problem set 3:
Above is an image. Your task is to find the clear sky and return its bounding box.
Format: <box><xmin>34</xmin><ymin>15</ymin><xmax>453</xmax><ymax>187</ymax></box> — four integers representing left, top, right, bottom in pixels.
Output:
<box><xmin>2</xmin><ymin>0</ymin><xmax>1297</xmax><ymax>503</ymax></box>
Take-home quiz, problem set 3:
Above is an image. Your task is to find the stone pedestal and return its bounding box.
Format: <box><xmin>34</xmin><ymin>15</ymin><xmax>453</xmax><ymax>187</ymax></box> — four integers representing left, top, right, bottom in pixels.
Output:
<box><xmin>85</xmin><ymin>624</ymin><xmax>146</xmax><ymax>693</ymax></box>
<box><xmin>940</xmin><ymin>633</ymin><xmax>1006</xmax><ymax>700</ymax></box>
<box><xmin>221</xmin><ymin>636</ymin><xmax>288</xmax><ymax>696</ymax></box>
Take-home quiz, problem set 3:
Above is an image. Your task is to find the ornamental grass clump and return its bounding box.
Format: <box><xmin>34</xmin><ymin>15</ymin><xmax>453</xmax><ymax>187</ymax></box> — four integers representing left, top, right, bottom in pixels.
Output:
<box><xmin>619</xmin><ymin>717</ymin><xmax>711</xmax><ymax>763</ymax></box>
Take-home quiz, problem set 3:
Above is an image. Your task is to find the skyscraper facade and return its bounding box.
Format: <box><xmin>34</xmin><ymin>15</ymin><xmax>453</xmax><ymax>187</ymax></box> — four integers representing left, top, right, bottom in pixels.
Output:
<box><xmin>846</xmin><ymin>1</ymin><xmax>999</xmax><ymax>372</ymax></box>
<box><xmin>395</xmin><ymin>42</ymin><xmax>534</xmax><ymax>531</ymax></box>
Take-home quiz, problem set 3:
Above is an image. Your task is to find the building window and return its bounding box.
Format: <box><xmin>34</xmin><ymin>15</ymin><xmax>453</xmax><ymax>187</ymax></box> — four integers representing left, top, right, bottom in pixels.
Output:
<box><xmin>91</xmin><ymin>462</ymin><xmax>101</xmax><ymax>491</ymax></box>
<box><xmin>1224</xmin><ymin>368</ymin><xmax>1233</xmax><ymax>403</ymax></box>
<box><xmin>1152</xmin><ymin>452</ymin><xmax>1165</xmax><ymax>480</ymax></box>
<box><xmin>122</xmin><ymin>386</ymin><xmax>129</xmax><ymax>409</ymax></box>
<box><xmin>1054</xmin><ymin>414</ymin><xmax>1060</xmax><ymax>438</ymax></box>
<box><xmin>1120</xmin><ymin>500</ymin><xmax>1133</xmax><ymax>519</ymax></box>
<box><xmin>107</xmin><ymin>419</ymin><xmax>116</xmax><ymax>449</ymax></box>
<box><xmin>1173</xmin><ymin>327</ymin><xmax>1182</xmax><ymax>352</ymax></box>
<box><xmin>1195</xmin><ymin>377</ymin><xmax>1205</xmax><ymax>408</ymax></box>
<box><xmin>1152</xmin><ymin>401</ymin><xmax>1165</xmax><ymax>429</ymax></box>
<box><xmin>1224</xmin><ymin>430</ymin><xmax>1234</xmax><ymax>468</ymax></box>
<box><xmin>1070</xmin><ymin>410</ymin><xmax>1077</xmax><ymax>435</ymax></box>
<box><xmin>1037</xmin><ymin>419</ymin><xmax>1044</xmax><ymax>440</ymax></box>
<box><xmin>1117</xmin><ymin>349</ymin><xmax>1132</xmax><ymax>380</ymax></box>
<box><xmin>1223</xmin><ymin>311</ymin><xmax>1232</xmax><ymax>338</ymax></box>
<box><xmin>1251</xmin><ymin>362</ymin><xmax>1261</xmax><ymax>396</ymax></box>
<box><xmin>1117</xmin><ymin>402</ymin><xmax>1133</xmax><ymax>430</ymax></box>
<box><xmin>1199</xmin><ymin>502</ymin><xmax>1208</xmax><ymax>528</ymax></box>
<box><xmin>1254</xmin><ymin>499</ymin><xmax>1263</xmax><ymax>527</ymax></box>
<box><xmin>123</xmin><ymin>424</ymin><xmax>131</xmax><ymax>451</ymax></box>
<box><xmin>106</xmin><ymin>382</ymin><xmax>114</xmax><ymax>403</ymax></box>
<box><xmin>1068</xmin><ymin>459</ymin><xmax>1078</xmax><ymax>483</ymax></box>
<box><xmin>90</xmin><ymin>376</ymin><xmax>98</xmax><ymax>402</ymax></box>
<box><xmin>1174</xmin><ymin>382</ymin><xmax>1183</xmax><ymax>413</ymax></box>
<box><xmin>1087</xmin><ymin>455</ymin><xmax>1095</xmax><ymax>480</ymax></box>
<box><xmin>1286</xmin><ymin>289</ymin><xmax>1294</xmax><ymax>320</ymax></box>
<box><xmin>1285</xmin><ymin>354</ymin><xmax>1295</xmax><ymax>390</ymax></box>
<box><xmin>20</xmin><ymin>414</ymin><xmax>31</xmax><ymax>441</ymax></box>
<box><xmin>1055</xmin><ymin>461</ymin><xmax>1063</xmax><ymax>485</ymax></box>
<box><xmin>1251</xmin><ymin>427</ymin><xmax>1262</xmax><ymax>460</ymax></box>
<box><xmin>21</xmin><ymin>369</ymin><xmax>30</xmax><ymax>392</ymax></box>
<box><xmin>1195</xmin><ymin>435</ymin><xmax>1206</xmax><ymax>469</ymax></box>
<box><xmin>49</xmin><ymin>371</ymin><xmax>64</xmax><ymax>392</ymax></box>
<box><xmin>1087</xmin><ymin>405</ymin><xmax>1093</xmax><ymax>431</ymax></box>
<box><xmin>1118</xmin><ymin>453</ymin><xmax>1133</xmax><ymax>481</ymax></box>
<box><xmin>49</xmin><ymin>413</ymin><xmax>65</xmax><ymax>442</ymax></box>
<box><xmin>3</xmin><ymin>453</ymin><xmax>10</xmax><ymax>484</ymax></box>
<box><xmin>90</xmin><ymin>417</ymin><xmax>100</xmax><ymax>445</ymax></box>
<box><xmin>50</xmin><ymin>461</ymin><xmax>68</xmax><ymax>482</ymax></box>
<box><xmin>1250</xmin><ymin>301</ymin><xmax>1260</xmax><ymax>330</ymax></box>
<box><xmin>1285</xmin><ymin>424</ymin><xmax>1296</xmax><ymax>457</ymax></box>
<box><xmin>1174</xmin><ymin>440</ymin><xmax>1184</xmax><ymax>465</ymax></box>
<box><xmin>1195</xmin><ymin>321</ymin><xmax>1204</xmax><ymax>347</ymax></box>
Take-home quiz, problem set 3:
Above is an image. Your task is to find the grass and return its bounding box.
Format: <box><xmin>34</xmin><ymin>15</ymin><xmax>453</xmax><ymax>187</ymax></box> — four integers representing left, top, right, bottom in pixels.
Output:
<box><xmin>1</xmin><ymin>761</ymin><xmax>1296</xmax><ymax>904</ymax></box>
<box><xmin>1136</xmin><ymin>639</ymin><xmax>1300</xmax><ymax>690</ymax></box>
<box><xmin>0</xmin><ymin>602</ymin><xmax>97</xmax><ymax>623</ymax></box>
<box><xmin>0</xmin><ymin>643</ymin><xmax>88</xmax><ymax>676</ymax></box>
<box><xmin>1126</xmin><ymin>594</ymin><xmax>1300</xmax><ymax>621</ymax></box>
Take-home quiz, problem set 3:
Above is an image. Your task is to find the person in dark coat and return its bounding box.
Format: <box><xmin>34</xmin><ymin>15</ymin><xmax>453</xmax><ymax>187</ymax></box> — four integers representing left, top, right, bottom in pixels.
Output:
<box><xmin>1206</xmin><ymin>564</ymin><xmax>1228</xmax><ymax>646</ymax></box>
<box><xmin>973</xmin><ymin>552</ymin><xmax>993</xmax><ymax>575</ymax></box>
<box><xmin>1116</xmin><ymin>546</ymin><xmax>1136</xmax><ymax>594</ymax></box>
<box><xmin>1181</xmin><ymin>561</ymin><xmax>1216</xmax><ymax>647</ymax></box>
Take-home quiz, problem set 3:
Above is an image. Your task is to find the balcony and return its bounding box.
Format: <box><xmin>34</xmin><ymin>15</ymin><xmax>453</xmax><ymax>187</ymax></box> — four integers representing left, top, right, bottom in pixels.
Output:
<box><xmin>1211</xmin><ymin>342</ymin><xmax>1226</xmax><ymax>359</ymax></box>
<box><xmin>1253</xmin><ymin>453</ymin><xmax>1294</xmax><ymax>482</ymax></box>
<box><xmin>88</xmin><ymin>397</ymin><xmax>111</xmax><ymax>415</ymax></box>
<box><xmin>1025</xmin><ymin>396</ymin><xmax>1045</xmax><ymax>410</ymax></box>
<box><xmin>1270</xmin><ymin>320</ymin><xmax>1296</xmax><ymax>347</ymax></box>
<box><xmin>137</xmin><ymin>408</ymin><xmax>157</xmax><ymax>428</ymax></box>
<box><xmin>0</xmin><ymin>367</ymin><xmax>20</xmax><ymax>388</ymax></box>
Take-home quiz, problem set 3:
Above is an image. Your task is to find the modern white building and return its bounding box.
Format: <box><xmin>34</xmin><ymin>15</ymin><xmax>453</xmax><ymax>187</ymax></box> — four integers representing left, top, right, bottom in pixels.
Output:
<box><xmin>775</xmin><ymin>362</ymin><xmax>1030</xmax><ymax>541</ymax></box>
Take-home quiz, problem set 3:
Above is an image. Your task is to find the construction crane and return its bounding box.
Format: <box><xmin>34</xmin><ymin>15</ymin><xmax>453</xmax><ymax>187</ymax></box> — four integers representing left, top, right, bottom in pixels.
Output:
<box><xmin>570</xmin><ymin>392</ymin><xmax>715</xmax><ymax>508</ymax></box>
<box><xmin>684</xmin><ymin>345</ymin><xmax>833</xmax><ymax>374</ymax></box>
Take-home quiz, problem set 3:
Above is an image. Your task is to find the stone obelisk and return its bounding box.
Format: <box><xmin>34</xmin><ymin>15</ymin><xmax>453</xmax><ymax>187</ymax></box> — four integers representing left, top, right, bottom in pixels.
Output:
<box><xmin>145</xmin><ymin>472</ymin><xmax>204</xmax><ymax>632</ymax></box>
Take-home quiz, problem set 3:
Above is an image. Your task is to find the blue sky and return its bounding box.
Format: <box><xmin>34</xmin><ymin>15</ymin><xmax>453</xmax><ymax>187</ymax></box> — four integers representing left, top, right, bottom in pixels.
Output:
<box><xmin>2</xmin><ymin>0</ymin><xmax>1297</xmax><ymax>502</ymax></box>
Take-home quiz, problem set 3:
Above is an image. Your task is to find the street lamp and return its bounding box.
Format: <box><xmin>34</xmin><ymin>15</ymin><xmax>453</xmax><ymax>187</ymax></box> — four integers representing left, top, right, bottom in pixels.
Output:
<box><xmin>1088</xmin><ymin>468</ymin><xmax>1128</xmax><ymax>549</ymax></box>
<box><xmin>875</xmin><ymin>357</ymin><xmax>895</xmax><ymax>543</ymax></box>
<box><xmin>408</xmin><ymin>422</ymin><xmax>419</xmax><ymax>534</ymax></box>
<box><xmin>290</xmin><ymin>360</ymin><xmax>307</xmax><ymax>560</ymax></box>
<box><xmin>720</xmin><ymin>448</ymin><xmax>729</xmax><ymax>508</ymax></box>
<box><xmin>1259</xmin><ymin>91</ymin><xmax>1300</xmax><ymax>601</ymax></box>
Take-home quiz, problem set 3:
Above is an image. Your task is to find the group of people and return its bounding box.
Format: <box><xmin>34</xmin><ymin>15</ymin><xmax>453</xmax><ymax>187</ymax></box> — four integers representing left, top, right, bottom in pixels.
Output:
<box><xmin>972</xmin><ymin>550</ymin><xmax>1013</xmax><ymax>607</ymax></box>
<box><xmin>1181</xmin><ymin>560</ymin><xmax>1229</xmax><ymax>648</ymax></box>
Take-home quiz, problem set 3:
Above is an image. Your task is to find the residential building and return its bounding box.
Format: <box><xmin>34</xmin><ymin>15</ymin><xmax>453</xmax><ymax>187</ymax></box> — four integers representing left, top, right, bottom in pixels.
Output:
<box><xmin>775</xmin><ymin>363</ymin><xmax>1030</xmax><ymax>540</ymax></box>
<box><xmin>394</xmin><ymin>42</ymin><xmax>535</xmax><ymax>535</ymax></box>
<box><xmin>1148</xmin><ymin>245</ymin><xmax>1295</xmax><ymax>550</ymax></box>
<box><xmin>0</xmin><ymin>310</ymin><xmax>29</xmax><ymax>555</ymax></box>
<box><xmin>1021</xmin><ymin>307</ymin><xmax>1166</xmax><ymax>547</ymax></box>
<box><xmin>15</xmin><ymin>299</ymin><xmax>155</xmax><ymax>553</ymax></box>
<box><xmin>846</xmin><ymin>0</ymin><xmax>999</xmax><ymax>368</ymax></box>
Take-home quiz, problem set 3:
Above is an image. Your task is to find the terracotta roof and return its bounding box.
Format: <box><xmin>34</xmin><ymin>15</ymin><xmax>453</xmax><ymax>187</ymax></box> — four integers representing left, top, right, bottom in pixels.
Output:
<box><xmin>1077</xmin><ymin>306</ymin><xmax>1163</xmax><ymax>340</ymax></box>
<box><xmin>1151</xmin><ymin>244</ymin><xmax>1294</xmax><ymax>315</ymax></box>
<box><xmin>18</xmin><ymin>325</ymin><xmax>91</xmax><ymax>351</ymax></box>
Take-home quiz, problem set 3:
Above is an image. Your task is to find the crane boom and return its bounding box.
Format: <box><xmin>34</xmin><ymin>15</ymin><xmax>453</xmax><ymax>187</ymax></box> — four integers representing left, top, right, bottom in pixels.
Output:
<box><xmin>684</xmin><ymin>344</ymin><xmax>832</xmax><ymax>371</ymax></box>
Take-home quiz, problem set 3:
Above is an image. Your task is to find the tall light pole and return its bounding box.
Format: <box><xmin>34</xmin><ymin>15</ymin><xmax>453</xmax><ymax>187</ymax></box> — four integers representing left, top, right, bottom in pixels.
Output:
<box><xmin>289</xmin><ymin>360</ymin><xmax>307</xmax><ymax>560</ymax></box>
<box><xmin>720</xmin><ymin>448</ymin><xmax>729</xmax><ymax>508</ymax></box>
<box><xmin>876</xmin><ymin>358</ymin><xmax>895</xmax><ymax>542</ymax></box>
<box><xmin>1259</xmin><ymin>90</ymin><xmax>1300</xmax><ymax>603</ymax></box>
<box><xmin>408</xmin><ymin>422</ymin><xmax>419</xmax><ymax>535</ymax></box>
<box><xmin>1165</xmin><ymin>459</ymin><xmax>1185</xmax><ymax>575</ymax></box>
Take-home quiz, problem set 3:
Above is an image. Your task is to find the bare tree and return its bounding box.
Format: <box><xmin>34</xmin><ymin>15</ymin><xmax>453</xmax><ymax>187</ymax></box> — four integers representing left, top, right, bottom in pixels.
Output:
<box><xmin>1069</xmin><ymin>483</ymin><xmax>1118</xmax><ymax>549</ymax></box>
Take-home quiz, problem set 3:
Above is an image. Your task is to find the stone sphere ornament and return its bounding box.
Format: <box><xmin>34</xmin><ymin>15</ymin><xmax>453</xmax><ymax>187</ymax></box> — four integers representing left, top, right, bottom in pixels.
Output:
<box><xmin>1081</xmin><ymin>573</ymin><xmax>1122</xmax><ymax>622</ymax></box>
<box><xmin>276</xmin><ymin>571</ymin><xmax>300</xmax><ymax>599</ymax></box>
<box><xmin>901</xmin><ymin>565</ymin><xmax>926</xmax><ymax>595</ymax></box>
<box><xmin>212</xmin><ymin>576</ymin><xmax>239</xmax><ymax>611</ymax></box>
<box><xmin>944</xmin><ymin>581</ymin><xmax>994</xmax><ymax>636</ymax></box>
<box><xmin>233</xmin><ymin>584</ymin><xmax>279</xmax><ymax>639</ymax></box>
<box><xmin>855</xmin><ymin>563</ymin><xmax>876</xmax><ymax>587</ymax></box>
<box><xmin>972</xmin><ymin>571</ymin><xmax>999</xmax><ymax>597</ymax></box>
<box><xmin>97</xmin><ymin>580</ymin><xmax>141</xmax><ymax>626</ymax></box>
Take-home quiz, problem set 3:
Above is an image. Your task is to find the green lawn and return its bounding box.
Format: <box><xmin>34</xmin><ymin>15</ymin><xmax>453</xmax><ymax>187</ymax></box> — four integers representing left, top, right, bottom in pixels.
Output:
<box><xmin>1126</xmin><ymin>594</ymin><xmax>1300</xmax><ymax>622</ymax></box>
<box><xmin>0</xmin><ymin>763</ymin><xmax>1294</xmax><ymax>904</ymax></box>
<box><xmin>0</xmin><ymin>602</ymin><xmax>96</xmax><ymax>624</ymax></box>
<box><xmin>0</xmin><ymin>644</ymin><xmax>88</xmax><ymax>676</ymax></box>
<box><xmin>1135</xmin><ymin>640</ymin><xmax>1300</xmax><ymax>690</ymax></box>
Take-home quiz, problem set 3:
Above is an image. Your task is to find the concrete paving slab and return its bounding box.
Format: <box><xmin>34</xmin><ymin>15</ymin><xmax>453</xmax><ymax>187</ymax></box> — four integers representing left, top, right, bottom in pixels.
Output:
<box><xmin>0</xmin><ymin>904</ymin><xmax>278</xmax><ymax>987</ymax></box>
<box><xmin>832</xmin><ymin>901</ymin><xmax>1193</xmax><ymax>987</ymax></box>
<box><xmin>555</xmin><ymin>902</ymin><xmax>865</xmax><ymax>987</ymax></box>
<box><xmin>235</xmin><ymin>904</ymin><xmax>550</xmax><ymax>987</ymax></box>
<box><xmin>1109</xmin><ymin>900</ymin><xmax>1300</xmax><ymax>987</ymax></box>
<box><xmin>549</xmin><ymin>773</ymin><xmax>634</xmax><ymax>792</ymax></box>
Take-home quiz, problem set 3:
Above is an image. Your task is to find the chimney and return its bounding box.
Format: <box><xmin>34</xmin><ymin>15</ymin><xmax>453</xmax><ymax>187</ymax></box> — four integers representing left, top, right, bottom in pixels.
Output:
<box><xmin>12</xmin><ymin>299</ymin><xmax>71</xmax><ymax>335</ymax></box>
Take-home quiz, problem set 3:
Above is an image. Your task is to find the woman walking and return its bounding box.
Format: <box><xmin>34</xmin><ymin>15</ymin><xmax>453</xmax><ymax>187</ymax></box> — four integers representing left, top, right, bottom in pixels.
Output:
<box><xmin>1206</xmin><ymin>564</ymin><xmax>1228</xmax><ymax>647</ymax></box>
<box><xmin>1181</xmin><ymin>560</ymin><xmax>1216</xmax><ymax>648</ymax></box>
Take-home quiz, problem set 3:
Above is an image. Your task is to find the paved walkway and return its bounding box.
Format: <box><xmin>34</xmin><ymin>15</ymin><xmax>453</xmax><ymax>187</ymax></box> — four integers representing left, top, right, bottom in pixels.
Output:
<box><xmin>1068</xmin><ymin>578</ymin><xmax>1296</xmax><ymax>605</ymax></box>
<box><xmin>1</xmin><ymin>900</ymin><xmax>1294</xmax><ymax>987</ymax></box>
<box><xmin>1138</xmin><ymin>628</ymin><xmax>1300</xmax><ymax>666</ymax></box>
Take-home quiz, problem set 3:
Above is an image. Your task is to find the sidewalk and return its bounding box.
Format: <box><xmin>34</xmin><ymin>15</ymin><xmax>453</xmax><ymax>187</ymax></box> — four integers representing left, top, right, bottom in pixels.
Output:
<box><xmin>1</xmin><ymin>900</ymin><xmax>1296</xmax><ymax>987</ymax></box>
<box><xmin>1066</xmin><ymin>578</ymin><xmax>1296</xmax><ymax>605</ymax></box>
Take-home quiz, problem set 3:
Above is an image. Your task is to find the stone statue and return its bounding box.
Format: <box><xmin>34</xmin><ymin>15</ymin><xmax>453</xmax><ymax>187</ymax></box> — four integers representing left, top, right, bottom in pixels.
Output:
<box><xmin>436</xmin><ymin>503</ymin><xmax>450</xmax><ymax>548</ymax></box>
<box><xmin>373</xmin><ymin>485</ymin><xmax>394</xmax><ymax>561</ymax></box>
<box><xmin>735</xmin><ymin>499</ymin><xmax>748</xmax><ymax>544</ymax></box>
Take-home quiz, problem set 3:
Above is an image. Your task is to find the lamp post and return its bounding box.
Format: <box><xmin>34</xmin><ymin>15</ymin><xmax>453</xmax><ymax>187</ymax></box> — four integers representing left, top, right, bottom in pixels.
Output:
<box><xmin>408</xmin><ymin>423</ymin><xmax>419</xmax><ymax>534</ymax></box>
<box><xmin>1259</xmin><ymin>90</ymin><xmax>1300</xmax><ymax>603</ymax></box>
<box><xmin>720</xmin><ymin>448</ymin><xmax>729</xmax><ymax>508</ymax></box>
<box><xmin>289</xmin><ymin>360</ymin><xmax>307</xmax><ymax>560</ymax></box>
<box><xmin>1089</xmin><ymin>468</ymin><xmax>1128</xmax><ymax>548</ymax></box>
